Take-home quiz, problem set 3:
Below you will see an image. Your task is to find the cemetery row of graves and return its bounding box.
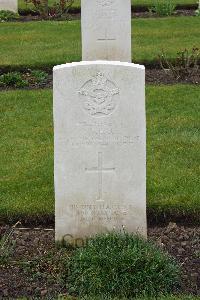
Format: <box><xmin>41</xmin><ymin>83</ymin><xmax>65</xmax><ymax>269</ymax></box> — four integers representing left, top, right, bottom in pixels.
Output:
<box><xmin>0</xmin><ymin>0</ymin><xmax>200</xmax><ymax>299</ymax></box>
<box><xmin>0</xmin><ymin>0</ymin><xmax>200</xmax><ymax>21</ymax></box>
<box><xmin>9</xmin><ymin>0</ymin><xmax>200</xmax><ymax>13</ymax></box>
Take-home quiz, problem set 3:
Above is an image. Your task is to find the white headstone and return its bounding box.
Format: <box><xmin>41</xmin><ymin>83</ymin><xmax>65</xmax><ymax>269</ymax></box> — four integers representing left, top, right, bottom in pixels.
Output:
<box><xmin>0</xmin><ymin>0</ymin><xmax>18</xmax><ymax>12</ymax></box>
<box><xmin>54</xmin><ymin>61</ymin><xmax>146</xmax><ymax>241</ymax></box>
<box><xmin>81</xmin><ymin>0</ymin><xmax>131</xmax><ymax>62</ymax></box>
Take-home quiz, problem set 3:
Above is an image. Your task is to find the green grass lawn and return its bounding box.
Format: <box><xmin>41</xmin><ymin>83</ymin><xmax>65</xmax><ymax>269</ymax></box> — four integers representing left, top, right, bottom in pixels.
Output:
<box><xmin>18</xmin><ymin>0</ymin><xmax>197</xmax><ymax>10</ymax></box>
<box><xmin>0</xmin><ymin>17</ymin><xmax>199</xmax><ymax>69</ymax></box>
<box><xmin>0</xmin><ymin>85</ymin><xmax>199</xmax><ymax>222</ymax></box>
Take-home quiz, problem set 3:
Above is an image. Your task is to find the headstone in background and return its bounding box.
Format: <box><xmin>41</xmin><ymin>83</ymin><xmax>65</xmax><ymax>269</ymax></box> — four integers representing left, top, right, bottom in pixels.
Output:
<box><xmin>81</xmin><ymin>0</ymin><xmax>132</xmax><ymax>62</ymax></box>
<box><xmin>54</xmin><ymin>61</ymin><xmax>146</xmax><ymax>241</ymax></box>
<box><xmin>0</xmin><ymin>0</ymin><xmax>18</xmax><ymax>12</ymax></box>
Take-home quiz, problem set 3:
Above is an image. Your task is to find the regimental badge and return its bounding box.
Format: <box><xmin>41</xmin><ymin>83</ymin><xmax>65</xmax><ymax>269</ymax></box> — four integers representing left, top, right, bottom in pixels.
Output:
<box><xmin>78</xmin><ymin>72</ymin><xmax>119</xmax><ymax>117</ymax></box>
<box><xmin>97</xmin><ymin>0</ymin><xmax>114</xmax><ymax>7</ymax></box>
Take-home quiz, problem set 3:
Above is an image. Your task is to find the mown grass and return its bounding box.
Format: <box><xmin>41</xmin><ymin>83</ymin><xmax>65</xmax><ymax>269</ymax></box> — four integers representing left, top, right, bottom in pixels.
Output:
<box><xmin>0</xmin><ymin>17</ymin><xmax>199</xmax><ymax>69</ymax></box>
<box><xmin>0</xmin><ymin>85</ymin><xmax>199</xmax><ymax>222</ymax></box>
<box><xmin>0</xmin><ymin>89</ymin><xmax>54</xmax><ymax>220</ymax></box>
<box><xmin>18</xmin><ymin>0</ymin><xmax>197</xmax><ymax>10</ymax></box>
<box><xmin>146</xmin><ymin>85</ymin><xmax>200</xmax><ymax>216</ymax></box>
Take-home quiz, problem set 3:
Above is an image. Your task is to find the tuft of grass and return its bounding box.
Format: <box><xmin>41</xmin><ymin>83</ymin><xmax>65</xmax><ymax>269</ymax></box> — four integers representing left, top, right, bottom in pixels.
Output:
<box><xmin>0</xmin><ymin>10</ymin><xmax>19</xmax><ymax>22</ymax></box>
<box><xmin>65</xmin><ymin>232</ymin><xmax>180</xmax><ymax>298</ymax></box>
<box><xmin>0</xmin><ymin>17</ymin><xmax>199</xmax><ymax>68</ymax></box>
<box><xmin>0</xmin><ymin>222</ymin><xmax>20</xmax><ymax>264</ymax></box>
<box><xmin>0</xmin><ymin>85</ymin><xmax>199</xmax><ymax>222</ymax></box>
<box><xmin>0</xmin><ymin>70</ymin><xmax>49</xmax><ymax>88</ymax></box>
<box><xmin>150</xmin><ymin>0</ymin><xmax>176</xmax><ymax>16</ymax></box>
<box><xmin>29</xmin><ymin>70</ymin><xmax>48</xmax><ymax>84</ymax></box>
<box><xmin>0</xmin><ymin>72</ymin><xmax>28</xmax><ymax>88</ymax></box>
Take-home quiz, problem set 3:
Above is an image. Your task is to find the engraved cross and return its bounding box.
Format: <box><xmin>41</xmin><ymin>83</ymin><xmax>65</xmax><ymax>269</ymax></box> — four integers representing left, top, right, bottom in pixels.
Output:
<box><xmin>85</xmin><ymin>152</ymin><xmax>115</xmax><ymax>202</ymax></box>
<box><xmin>97</xmin><ymin>29</ymin><xmax>116</xmax><ymax>59</ymax></box>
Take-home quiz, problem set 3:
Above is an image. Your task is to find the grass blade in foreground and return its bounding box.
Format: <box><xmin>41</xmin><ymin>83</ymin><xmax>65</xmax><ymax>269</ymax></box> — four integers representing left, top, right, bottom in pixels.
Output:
<box><xmin>65</xmin><ymin>232</ymin><xmax>180</xmax><ymax>298</ymax></box>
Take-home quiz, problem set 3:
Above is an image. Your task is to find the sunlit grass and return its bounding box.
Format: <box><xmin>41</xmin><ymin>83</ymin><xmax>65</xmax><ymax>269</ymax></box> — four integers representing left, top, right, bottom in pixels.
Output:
<box><xmin>0</xmin><ymin>17</ymin><xmax>199</xmax><ymax>69</ymax></box>
<box><xmin>0</xmin><ymin>85</ymin><xmax>199</xmax><ymax>221</ymax></box>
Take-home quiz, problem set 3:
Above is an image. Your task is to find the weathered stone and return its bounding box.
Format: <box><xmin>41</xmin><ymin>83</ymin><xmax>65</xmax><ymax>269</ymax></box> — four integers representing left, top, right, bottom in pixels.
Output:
<box><xmin>0</xmin><ymin>0</ymin><xmax>18</xmax><ymax>12</ymax></box>
<box><xmin>81</xmin><ymin>0</ymin><xmax>131</xmax><ymax>62</ymax></box>
<box><xmin>54</xmin><ymin>61</ymin><xmax>146</xmax><ymax>241</ymax></box>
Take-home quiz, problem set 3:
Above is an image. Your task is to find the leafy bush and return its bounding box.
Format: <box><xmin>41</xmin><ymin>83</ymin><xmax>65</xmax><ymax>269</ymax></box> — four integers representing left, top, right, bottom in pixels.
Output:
<box><xmin>47</xmin><ymin>0</ymin><xmax>74</xmax><ymax>19</ymax></box>
<box><xmin>195</xmin><ymin>9</ymin><xmax>200</xmax><ymax>16</ymax></box>
<box><xmin>149</xmin><ymin>0</ymin><xmax>175</xmax><ymax>16</ymax></box>
<box><xmin>159</xmin><ymin>48</ymin><xmax>199</xmax><ymax>80</ymax></box>
<box><xmin>29</xmin><ymin>70</ymin><xmax>48</xmax><ymax>85</ymax></box>
<box><xmin>0</xmin><ymin>72</ymin><xmax>28</xmax><ymax>88</ymax></box>
<box><xmin>195</xmin><ymin>0</ymin><xmax>200</xmax><ymax>16</ymax></box>
<box><xmin>0</xmin><ymin>70</ymin><xmax>48</xmax><ymax>88</ymax></box>
<box><xmin>0</xmin><ymin>10</ymin><xmax>19</xmax><ymax>22</ymax></box>
<box><xmin>24</xmin><ymin>0</ymin><xmax>74</xmax><ymax>18</ymax></box>
<box><xmin>24</xmin><ymin>0</ymin><xmax>49</xmax><ymax>17</ymax></box>
<box><xmin>64</xmin><ymin>232</ymin><xmax>180</xmax><ymax>298</ymax></box>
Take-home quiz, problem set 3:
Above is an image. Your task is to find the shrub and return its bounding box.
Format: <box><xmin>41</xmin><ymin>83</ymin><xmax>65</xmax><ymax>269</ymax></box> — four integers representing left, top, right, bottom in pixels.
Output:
<box><xmin>149</xmin><ymin>0</ymin><xmax>175</xmax><ymax>16</ymax></box>
<box><xmin>0</xmin><ymin>10</ymin><xmax>19</xmax><ymax>22</ymax></box>
<box><xmin>64</xmin><ymin>232</ymin><xmax>180</xmax><ymax>298</ymax></box>
<box><xmin>49</xmin><ymin>0</ymin><xmax>74</xmax><ymax>19</ymax></box>
<box><xmin>0</xmin><ymin>70</ymin><xmax>48</xmax><ymax>89</ymax></box>
<box><xmin>24</xmin><ymin>0</ymin><xmax>74</xmax><ymax>19</ymax></box>
<box><xmin>0</xmin><ymin>72</ymin><xmax>28</xmax><ymax>88</ymax></box>
<box><xmin>195</xmin><ymin>0</ymin><xmax>200</xmax><ymax>16</ymax></box>
<box><xmin>159</xmin><ymin>48</ymin><xmax>199</xmax><ymax>80</ymax></box>
<box><xmin>24</xmin><ymin>0</ymin><xmax>49</xmax><ymax>17</ymax></box>
<box><xmin>29</xmin><ymin>70</ymin><xmax>48</xmax><ymax>85</ymax></box>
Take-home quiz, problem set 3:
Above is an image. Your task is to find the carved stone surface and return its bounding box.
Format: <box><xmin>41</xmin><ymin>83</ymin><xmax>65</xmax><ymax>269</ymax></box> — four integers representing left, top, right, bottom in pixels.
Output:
<box><xmin>78</xmin><ymin>72</ymin><xmax>119</xmax><ymax>117</ymax></box>
<box><xmin>81</xmin><ymin>0</ymin><xmax>131</xmax><ymax>62</ymax></box>
<box><xmin>0</xmin><ymin>0</ymin><xmax>18</xmax><ymax>12</ymax></box>
<box><xmin>54</xmin><ymin>61</ymin><xmax>146</xmax><ymax>241</ymax></box>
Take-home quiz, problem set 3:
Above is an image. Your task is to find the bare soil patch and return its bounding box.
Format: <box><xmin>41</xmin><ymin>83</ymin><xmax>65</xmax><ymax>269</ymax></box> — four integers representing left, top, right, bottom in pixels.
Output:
<box><xmin>0</xmin><ymin>223</ymin><xmax>199</xmax><ymax>298</ymax></box>
<box><xmin>15</xmin><ymin>9</ymin><xmax>197</xmax><ymax>22</ymax></box>
<box><xmin>146</xmin><ymin>68</ymin><xmax>200</xmax><ymax>84</ymax></box>
<box><xmin>132</xmin><ymin>9</ymin><xmax>196</xmax><ymax>18</ymax></box>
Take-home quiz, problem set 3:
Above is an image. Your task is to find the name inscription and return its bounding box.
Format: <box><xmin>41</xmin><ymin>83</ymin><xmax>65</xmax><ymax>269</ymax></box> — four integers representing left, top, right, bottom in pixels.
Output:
<box><xmin>66</xmin><ymin>121</ymin><xmax>139</xmax><ymax>147</ymax></box>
